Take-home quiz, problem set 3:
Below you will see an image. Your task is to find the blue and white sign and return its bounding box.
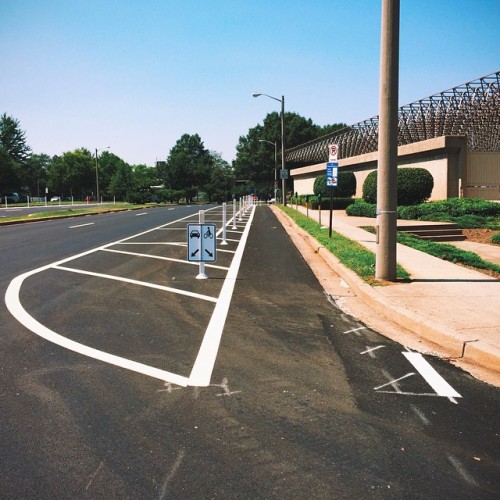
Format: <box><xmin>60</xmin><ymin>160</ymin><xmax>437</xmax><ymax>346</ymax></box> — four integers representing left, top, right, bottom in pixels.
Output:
<box><xmin>326</xmin><ymin>162</ymin><xmax>338</xmax><ymax>187</ymax></box>
<box><xmin>187</xmin><ymin>223</ymin><xmax>217</xmax><ymax>262</ymax></box>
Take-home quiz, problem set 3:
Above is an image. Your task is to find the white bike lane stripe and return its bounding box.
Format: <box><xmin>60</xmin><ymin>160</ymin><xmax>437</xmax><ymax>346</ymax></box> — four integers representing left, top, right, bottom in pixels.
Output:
<box><xmin>4</xmin><ymin>205</ymin><xmax>251</xmax><ymax>386</ymax></box>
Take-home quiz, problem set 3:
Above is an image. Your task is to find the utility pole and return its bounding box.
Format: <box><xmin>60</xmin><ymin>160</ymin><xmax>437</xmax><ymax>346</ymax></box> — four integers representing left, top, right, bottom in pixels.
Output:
<box><xmin>376</xmin><ymin>0</ymin><xmax>400</xmax><ymax>281</ymax></box>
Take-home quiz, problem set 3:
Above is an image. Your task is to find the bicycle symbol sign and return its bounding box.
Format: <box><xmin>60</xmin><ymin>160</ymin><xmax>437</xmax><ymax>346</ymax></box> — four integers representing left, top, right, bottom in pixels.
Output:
<box><xmin>187</xmin><ymin>223</ymin><xmax>217</xmax><ymax>262</ymax></box>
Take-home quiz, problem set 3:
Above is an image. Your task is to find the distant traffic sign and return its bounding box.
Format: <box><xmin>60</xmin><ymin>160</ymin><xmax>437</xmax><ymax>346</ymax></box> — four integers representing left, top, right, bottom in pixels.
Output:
<box><xmin>280</xmin><ymin>169</ymin><xmax>289</xmax><ymax>180</ymax></box>
<box><xmin>187</xmin><ymin>224</ymin><xmax>217</xmax><ymax>262</ymax></box>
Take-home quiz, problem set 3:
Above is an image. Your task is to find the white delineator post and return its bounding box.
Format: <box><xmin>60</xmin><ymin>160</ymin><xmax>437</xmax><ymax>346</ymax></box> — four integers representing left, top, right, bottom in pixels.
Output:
<box><xmin>221</xmin><ymin>202</ymin><xmax>228</xmax><ymax>246</ymax></box>
<box><xmin>196</xmin><ymin>210</ymin><xmax>208</xmax><ymax>280</ymax></box>
<box><xmin>232</xmin><ymin>198</ymin><xmax>237</xmax><ymax>229</ymax></box>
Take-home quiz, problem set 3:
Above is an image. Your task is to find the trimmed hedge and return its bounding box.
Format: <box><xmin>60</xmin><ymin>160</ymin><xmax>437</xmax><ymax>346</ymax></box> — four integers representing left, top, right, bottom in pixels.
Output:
<box><xmin>314</xmin><ymin>171</ymin><xmax>357</xmax><ymax>199</ymax></box>
<box><xmin>363</xmin><ymin>168</ymin><xmax>434</xmax><ymax>205</ymax></box>
<box><xmin>292</xmin><ymin>194</ymin><xmax>355</xmax><ymax>211</ymax></box>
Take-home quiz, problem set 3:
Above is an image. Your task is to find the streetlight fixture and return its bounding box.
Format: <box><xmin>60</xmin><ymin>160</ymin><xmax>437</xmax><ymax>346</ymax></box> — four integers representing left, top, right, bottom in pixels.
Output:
<box><xmin>258</xmin><ymin>139</ymin><xmax>277</xmax><ymax>201</ymax></box>
<box><xmin>252</xmin><ymin>92</ymin><xmax>287</xmax><ymax>205</ymax></box>
<box><xmin>94</xmin><ymin>146</ymin><xmax>110</xmax><ymax>203</ymax></box>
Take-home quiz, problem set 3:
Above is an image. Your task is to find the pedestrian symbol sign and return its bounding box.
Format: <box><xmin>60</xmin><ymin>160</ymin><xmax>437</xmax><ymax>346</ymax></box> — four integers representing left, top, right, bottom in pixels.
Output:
<box><xmin>187</xmin><ymin>223</ymin><xmax>217</xmax><ymax>262</ymax></box>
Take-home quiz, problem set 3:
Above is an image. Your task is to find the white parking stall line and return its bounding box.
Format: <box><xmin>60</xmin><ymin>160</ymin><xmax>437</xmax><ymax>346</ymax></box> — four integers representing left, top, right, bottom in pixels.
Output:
<box><xmin>4</xmin><ymin>204</ymin><xmax>248</xmax><ymax>386</ymax></box>
<box><xmin>54</xmin><ymin>265</ymin><xmax>218</xmax><ymax>302</ymax></box>
<box><xmin>118</xmin><ymin>242</ymin><xmax>187</xmax><ymax>247</ymax></box>
<box><xmin>217</xmin><ymin>248</ymin><xmax>236</xmax><ymax>254</ymax></box>
<box><xmin>403</xmin><ymin>352</ymin><xmax>462</xmax><ymax>402</ymax></box>
<box><xmin>102</xmin><ymin>248</ymin><xmax>230</xmax><ymax>271</ymax></box>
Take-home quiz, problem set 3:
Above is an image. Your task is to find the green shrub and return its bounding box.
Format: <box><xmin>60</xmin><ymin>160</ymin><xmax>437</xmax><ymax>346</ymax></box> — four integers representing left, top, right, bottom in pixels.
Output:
<box><xmin>491</xmin><ymin>233</ymin><xmax>500</xmax><ymax>244</ymax></box>
<box><xmin>345</xmin><ymin>199</ymin><xmax>377</xmax><ymax>217</ymax></box>
<box><xmin>363</xmin><ymin>168</ymin><xmax>434</xmax><ymax>205</ymax></box>
<box><xmin>314</xmin><ymin>171</ymin><xmax>356</xmax><ymax>199</ymax></box>
<box><xmin>362</xmin><ymin>171</ymin><xmax>378</xmax><ymax>204</ymax></box>
<box><xmin>311</xmin><ymin>196</ymin><xmax>355</xmax><ymax>210</ymax></box>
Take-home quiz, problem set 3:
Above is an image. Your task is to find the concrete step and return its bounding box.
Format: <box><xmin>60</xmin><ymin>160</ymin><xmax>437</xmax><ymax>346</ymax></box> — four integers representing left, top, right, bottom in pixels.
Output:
<box><xmin>397</xmin><ymin>223</ymin><xmax>467</xmax><ymax>242</ymax></box>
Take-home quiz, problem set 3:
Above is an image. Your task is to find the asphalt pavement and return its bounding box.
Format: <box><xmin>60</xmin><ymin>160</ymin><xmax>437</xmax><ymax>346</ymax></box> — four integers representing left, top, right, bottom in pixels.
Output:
<box><xmin>277</xmin><ymin>204</ymin><xmax>500</xmax><ymax>387</ymax></box>
<box><xmin>1</xmin><ymin>203</ymin><xmax>499</xmax><ymax>498</ymax></box>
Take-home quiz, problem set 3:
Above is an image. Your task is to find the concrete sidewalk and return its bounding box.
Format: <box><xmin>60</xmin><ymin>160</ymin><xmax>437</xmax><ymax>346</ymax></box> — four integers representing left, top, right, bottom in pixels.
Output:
<box><xmin>274</xmin><ymin>205</ymin><xmax>500</xmax><ymax>387</ymax></box>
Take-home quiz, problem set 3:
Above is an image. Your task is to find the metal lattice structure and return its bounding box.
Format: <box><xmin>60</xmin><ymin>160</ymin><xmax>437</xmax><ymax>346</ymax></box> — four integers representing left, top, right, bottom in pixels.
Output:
<box><xmin>286</xmin><ymin>71</ymin><xmax>500</xmax><ymax>166</ymax></box>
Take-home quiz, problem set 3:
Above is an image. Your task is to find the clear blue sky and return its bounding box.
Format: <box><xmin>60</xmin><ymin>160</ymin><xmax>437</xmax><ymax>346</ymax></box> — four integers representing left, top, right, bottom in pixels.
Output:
<box><xmin>1</xmin><ymin>0</ymin><xmax>499</xmax><ymax>166</ymax></box>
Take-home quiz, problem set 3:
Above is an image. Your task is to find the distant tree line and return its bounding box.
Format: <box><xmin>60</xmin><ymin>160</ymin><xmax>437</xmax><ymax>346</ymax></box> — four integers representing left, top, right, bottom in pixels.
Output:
<box><xmin>0</xmin><ymin>111</ymin><xmax>345</xmax><ymax>203</ymax></box>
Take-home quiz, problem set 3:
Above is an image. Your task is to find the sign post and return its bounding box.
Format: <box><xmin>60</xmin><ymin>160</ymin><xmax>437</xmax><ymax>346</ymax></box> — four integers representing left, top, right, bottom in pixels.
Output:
<box><xmin>187</xmin><ymin>210</ymin><xmax>217</xmax><ymax>279</ymax></box>
<box><xmin>326</xmin><ymin>144</ymin><xmax>339</xmax><ymax>238</ymax></box>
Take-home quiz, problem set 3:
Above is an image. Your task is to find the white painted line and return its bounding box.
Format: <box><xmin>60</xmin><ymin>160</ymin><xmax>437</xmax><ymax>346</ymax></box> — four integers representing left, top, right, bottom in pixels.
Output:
<box><xmin>447</xmin><ymin>455</ymin><xmax>478</xmax><ymax>487</ymax></box>
<box><xmin>374</xmin><ymin>372</ymin><xmax>415</xmax><ymax>391</ymax></box>
<box><xmin>217</xmin><ymin>248</ymin><xmax>236</xmax><ymax>254</ymax></box>
<box><xmin>54</xmin><ymin>265</ymin><xmax>218</xmax><ymax>302</ymax></box>
<box><xmin>135</xmin><ymin>212</ymin><xmax>148</xmax><ymax>216</ymax></box>
<box><xmin>3</xmin><ymin>204</ymin><xmax>224</xmax><ymax>385</ymax></box>
<box><xmin>360</xmin><ymin>345</ymin><xmax>385</xmax><ymax>356</ymax></box>
<box><xmin>5</xmin><ymin>272</ymin><xmax>190</xmax><ymax>386</ymax></box>
<box><xmin>403</xmin><ymin>352</ymin><xmax>462</xmax><ymax>401</ymax></box>
<box><xmin>188</xmin><ymin>206</ymin><xmax>256</xmax><ymax>386</ymax></box>
<box><xmin>69</xmin><ymin>222</ymin><xmax>95</xmax><ymax>229</ymax></box>
<box><xmin>343</xmin><ymin>326</ymin><xmax>366</xmax><ymax>335</ymax></box>
<box><xmin>410</xmin><ymin>404</ymin><xmax>430</xmax><ymax>425</ymax></box>
<box><xmin>118</xmin><ymin>242</ymin><xmax>186</xmax><ymax>246</ymax></box>
<box><xmin>102</xmin><ymin>248</ymin><xmax>230</xmax><ymax>271</ymax></box>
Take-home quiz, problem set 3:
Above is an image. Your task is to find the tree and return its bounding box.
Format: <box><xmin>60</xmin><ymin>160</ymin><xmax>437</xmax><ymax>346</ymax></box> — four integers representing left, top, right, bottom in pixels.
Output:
<box><xmin>0</xmin><ymin>147</ymin><xmax>18</xmax><ymax>191</ymax></box>
<box><xmin>204</xmin><ymin>151</ymin><xmax>235</xmax><ymax>203</ymax></box>
<box><xmin>159</xmin><ymin>134</ymin><xmax>213</xmax><ymax>203</ymax></box>
<box><xmin>108</xmin><ymin>162</ymin><xmax>134</xmax><ymax>201</ymax></box>
<box><xmin>98</xmin><ymin>151</ymin><xmax>129</xmax><ymax>198</ymax></box>
<box><xmin>47</xmin><ymin>149</ymin><xmax>94</xmax><ymax>199</ymax></box>
<box><xmin>22</xmin><ymin>153</ymin><xmax>51</xmax><ymax>197</ymax></box>
<box><xmin>233</xmin><ymin>112</ymin><xmax>346</xmax><ymax>197</ymax></box>
<box><xmin>0</xmin><ymin>113</ymin><xmax>31</xmax><ymax>164</ymax></box>
<box><xmin>0</xmin><ymin>113</ymin><xmax>32</xmax><ymax>191</ymax></box>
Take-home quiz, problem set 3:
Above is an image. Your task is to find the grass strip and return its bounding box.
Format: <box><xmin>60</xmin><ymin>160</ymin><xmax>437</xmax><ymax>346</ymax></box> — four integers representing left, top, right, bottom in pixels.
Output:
<box><xmin>279</xmin><ymin>205</ymin><xmax>410</xmax><ymax>284</ymax></box>
<box><xmin>0</xmin><ymin>204</ymin><xmax>147</xmax><ymax>224</ymax></box>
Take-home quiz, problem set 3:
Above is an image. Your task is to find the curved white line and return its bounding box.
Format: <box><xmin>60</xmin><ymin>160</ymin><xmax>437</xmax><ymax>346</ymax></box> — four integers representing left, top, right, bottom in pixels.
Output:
<box><xmin>5</xmin><ymin>270</ymin><xmax>189</xmax><ymax>386</ymax></box>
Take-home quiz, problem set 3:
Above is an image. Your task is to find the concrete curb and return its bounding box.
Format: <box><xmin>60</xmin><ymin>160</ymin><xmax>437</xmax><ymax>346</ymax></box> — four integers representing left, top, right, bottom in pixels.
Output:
<box><xmin>272</xmin><ymin>206</ymin><xmax>500</xmax><ymax>381</ymax></box>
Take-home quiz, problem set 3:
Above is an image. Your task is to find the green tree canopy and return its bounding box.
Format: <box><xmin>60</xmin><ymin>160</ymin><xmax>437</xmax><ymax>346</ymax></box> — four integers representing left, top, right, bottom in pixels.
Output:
<box><xmin>233</xmin><ymin>112</ymin><xmax>346</xmax><ymax>197</ymax></box>
<box><xmin>23</xmin><ymin>153</ymin><xmax>51</xmax><ymax>196</ymax></box>
<box><xmin>0</xmin><ymin>113</ymin><xmax>32</xmax><ymax>191</ymax></box>
<box><xmin>158</xmin><ymin>134</ymin><xmax>213</xmax><ymax>202</ymax></box>
<box><xmin>47</xmin><ymin>149</ymin><xmax>94</xmax><ymax>198</ymax></box>
<box><xmin>98</xmin><ymin>151</ymin><xmax>129</xmax><ymax>198</ymax></box>
<box><xmin>108</xmin><ymin>162</ymin><xmax>134</xmax><ymax>201</ymax></box>
<box><xmin>204</xmin><ymin>151</ymin><xmax>234</xmax><ymax>203</ymax></box>
<box><xmin>0</xmin><ymin>113</ymin><xmax>31</xmax><ymax>165</ymax></box>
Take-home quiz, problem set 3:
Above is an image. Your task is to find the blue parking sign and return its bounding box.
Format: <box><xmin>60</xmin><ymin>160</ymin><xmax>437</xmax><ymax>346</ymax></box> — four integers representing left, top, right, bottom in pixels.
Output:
<box><xmin>326</xmin><ymin>162</ymin><xmax>338</xmax><ymax>187</ymax></box>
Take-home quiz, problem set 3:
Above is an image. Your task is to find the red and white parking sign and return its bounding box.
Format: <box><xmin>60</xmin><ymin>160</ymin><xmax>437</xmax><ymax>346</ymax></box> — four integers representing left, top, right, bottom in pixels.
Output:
<box><xmin>329</xmin><ymin>144</ymin><xmax>339</xmax><ymax>162</ymax></box>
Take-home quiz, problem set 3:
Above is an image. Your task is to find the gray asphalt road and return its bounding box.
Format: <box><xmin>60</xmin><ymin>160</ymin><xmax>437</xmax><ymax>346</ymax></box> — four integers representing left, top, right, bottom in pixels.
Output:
<box><xmin>1</xmin><ymin>205</ymin><xmax>499</xmax><ymax>498</ymax></box>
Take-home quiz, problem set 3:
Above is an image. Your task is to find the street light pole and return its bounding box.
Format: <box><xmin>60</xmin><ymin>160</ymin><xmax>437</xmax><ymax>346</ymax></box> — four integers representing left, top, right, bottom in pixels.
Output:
<box><xmin>252</xmin><ymin>92</ymin><xmax>287</xmax><ymax>205</ymax></box>
<box><xmin>95</xmin><ymin>146</ymin><xmax>109</xmax><ymax>203</ymax></box>
<box><xmin>376</xmin><ymin>0</ymin><xmax>400</xmax><ymax>281</ymax></box>
<box><xmin>259</xmin><ymin>140</ymin><xmax>277</xmax><ymax>200</ymax></box>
